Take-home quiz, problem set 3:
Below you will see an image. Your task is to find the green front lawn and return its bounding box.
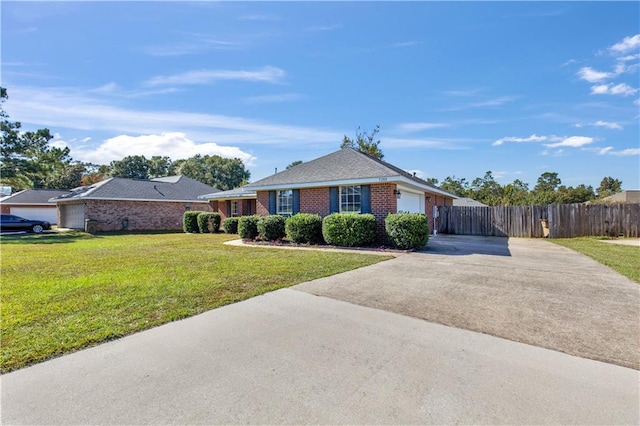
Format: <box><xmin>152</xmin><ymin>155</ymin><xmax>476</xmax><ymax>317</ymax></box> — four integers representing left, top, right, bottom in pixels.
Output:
<box><xmin>551</xmin><ymin>237</ymin><xmax>640</xmax><ymax>283</ymax></box>
<box><xmin>1</xmin><ymin>232</ymin><xmax>391</xmax><ymax>373</ymax></box>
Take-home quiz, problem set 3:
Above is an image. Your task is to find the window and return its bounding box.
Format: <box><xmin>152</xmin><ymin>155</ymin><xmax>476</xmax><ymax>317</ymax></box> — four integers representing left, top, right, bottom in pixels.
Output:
<box><xmin>277</xmin><ymin>190</ymin><xmax>293</xmax><ymax>215</ymax></box>
<box><xmin>340</xmin><ymin>185</ymin><xmax>361</xmax><ymax>213</ymax></box>
<box><xmin>230</xmin><ymin>200</ymin><xmax>239</xmax><ymax>217</ymax></box>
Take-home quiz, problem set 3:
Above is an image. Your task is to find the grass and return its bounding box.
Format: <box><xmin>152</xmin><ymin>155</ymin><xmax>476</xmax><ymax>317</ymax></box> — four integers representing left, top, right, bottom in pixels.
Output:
<box><xmin>551</xmin><ymin>237</ymin><xmax>640</xmax><ymax>283</ymax></box>
<box><xmin>0</xmin><ymin>231</ymin><xmax>391</xmax><ymax>373</ymax></box>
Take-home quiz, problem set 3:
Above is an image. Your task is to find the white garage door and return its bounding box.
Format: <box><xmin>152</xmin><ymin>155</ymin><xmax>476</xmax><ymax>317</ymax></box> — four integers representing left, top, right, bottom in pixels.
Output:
<box><xmin>11</xmin><ymin>207</ymin><xmax>58</xmax><ymax>224</ymax></box>
<box><xmin>397</xmin><ymin>192</ymin><xmax>424</xmax><ymax>214</ymax></box>
<box><xmin>60</xmin><ymin>204</ymin><xmax>86</xmax><ymax>229</ymax></box>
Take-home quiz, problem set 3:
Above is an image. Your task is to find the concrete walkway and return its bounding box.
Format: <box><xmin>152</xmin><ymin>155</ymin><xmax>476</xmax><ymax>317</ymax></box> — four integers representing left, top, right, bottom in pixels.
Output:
<box><xmin>2</xmin><ymin>289</ymin><xmax>638</xmax><ymax>425</ymax></box>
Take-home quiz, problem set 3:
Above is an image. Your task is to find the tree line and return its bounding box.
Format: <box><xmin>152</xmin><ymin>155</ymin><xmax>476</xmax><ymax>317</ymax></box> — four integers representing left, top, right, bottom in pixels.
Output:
<box><xmin>0</xmin><ymin>87</ymin><xmax>250</xmax><ymax>192</ymax></box>
<box><xmin>427</xmin><ymin>172</ymin><xmax>622</xmax><ymax>206</ymax></box>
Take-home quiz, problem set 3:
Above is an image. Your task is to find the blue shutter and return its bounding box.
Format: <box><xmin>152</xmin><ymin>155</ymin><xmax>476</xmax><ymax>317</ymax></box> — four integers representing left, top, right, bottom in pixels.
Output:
<box><xmin>329</xmin><ymin>187</ymin><xmax>339</xmax><ymax>213</ymax></box>
<box><xmin>268</xmin><ymin>191</ymin><xmax>276</xmax><ymax>214</ymax></box>
<box><xmin>226</xmin><ymin>200</ymin><xmax>231</xmax><ymax>216</ymax></box>
<box><xmin>361</xmin><ymin>185</ymin><xmax>371</xmax><ymax>213</ymax></box>
<box><xmin>293</xmin><ymin>189</ymin><xmax>300</xmax><ymax>214</ymax></box>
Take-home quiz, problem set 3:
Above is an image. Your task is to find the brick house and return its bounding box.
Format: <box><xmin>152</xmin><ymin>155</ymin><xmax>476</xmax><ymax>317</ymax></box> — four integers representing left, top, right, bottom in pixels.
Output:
<box><xmin>0</xmin><ymin>189</ymin><xmax>71</xmax><ymax>224</ymax></box>
<box><xmin>51</xmin><ymin>176</ymin><xmax>218</xmax><ymax>232</ymax></box>
<box><xmin>200</xmin><ymin>148</ymin><xmax>456</xmax><ymax>235</ymax></box>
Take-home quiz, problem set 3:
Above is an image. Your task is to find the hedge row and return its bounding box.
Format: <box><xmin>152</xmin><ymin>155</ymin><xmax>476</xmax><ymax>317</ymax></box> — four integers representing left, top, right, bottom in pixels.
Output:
<box><xmin>220</xmin><ymin>212</ymin><xmax>429</xmax><ymax>249</ymax></box>
<box><xmin>183</xmin><ymin>211</ymin><xmax>222</xmax><ymax>233</ymax></box>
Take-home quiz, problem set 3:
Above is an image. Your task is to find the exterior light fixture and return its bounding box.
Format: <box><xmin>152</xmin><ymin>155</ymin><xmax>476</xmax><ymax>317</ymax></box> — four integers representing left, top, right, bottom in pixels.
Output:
<box><xmin>426</xmin><ymin>196</ymin><xmax>432</xmax><ymax>202</ymax></box>
<box><xmin>393</xmin><ymin>189</ymin><xmax>402</xmax><ymax>199</ymax></box>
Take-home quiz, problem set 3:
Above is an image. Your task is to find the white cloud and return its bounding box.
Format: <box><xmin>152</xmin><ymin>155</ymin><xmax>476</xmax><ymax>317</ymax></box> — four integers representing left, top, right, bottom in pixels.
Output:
<box><xmin>144</xmin><ymin>66</ymin><xmax>286</xmax><ymax>86</ymax></box>
<box><xmin>609</xmin><ymin>34</ymin><xmax>640</xmax><ymax>54</ymax></box>
<box><xmin>544</xmin><ymin>136</ymin><xmax>594</xmax><ymax>148</ymax></box>
<box><xmin>73</xmin><ymin>132</ymin><xmax>257</xmax><ymax>166</ymax></box>
<box><xmin>141</xmin><ymin>40</ymin><xmax>240</xmax><ymax>57</ymax></box>
<box><xmin>575</xmin><ymin>121</ymin><xmax>623</xmax><ymax>130</ymax></box>
<box><xmin>577</xmin><ymin>67</ymin><xmax>614</xmax><ymax>83</ymax></box>
<box><xmin>243</xmin><ymin>93</ymin><xmax>304</xmax><ymax>104</ymax></box>
<box><xmin>396</xmin><ymin>122</ymin><xmax>450</xmax><ymax>132</ymax></box>
<box><xmin>593</xmin><ymin>120</ymin><xmax>623</xmax><ymax>130</ymax></box>
<box><xmin>618</xmin><ymin>53</ymin><xmax>640</xmax><ymax>62</ymax></box>
<box><xmin>590</xmin><ymin>83</ymin><xmax>638</xmax><ymax>96</ymax></box>
<box><xmin>8</xmin><ymin>85</ymin><xmax>344</xmax><ymax>148</ymax></box>
<box><xmin>440</xmin><ymin>96</ymin><xmax>516</xmax><ymax>111</ymax></box>
<box><xmin>492</xmin><ymin>134</ymin><xmax>549</xmax><ymax>146</ymax></box>
<box><xmin>597</xmin><ymin>146</ymin><xmax>640</xmax><ymax>156</ymax></box>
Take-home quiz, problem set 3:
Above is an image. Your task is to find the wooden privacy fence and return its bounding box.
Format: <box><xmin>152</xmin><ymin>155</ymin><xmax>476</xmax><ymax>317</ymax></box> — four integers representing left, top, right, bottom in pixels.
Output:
<box><xmin>437</xmin><ymin>204</ymin><xmax>640</xmax><ymax>238</ymax></box>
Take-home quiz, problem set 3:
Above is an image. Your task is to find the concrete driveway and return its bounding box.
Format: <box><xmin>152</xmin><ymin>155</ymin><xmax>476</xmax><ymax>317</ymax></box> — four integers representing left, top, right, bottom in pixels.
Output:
<box><xmin>2</xmin><ymin>235</ymin><xmax>639</xmax><ymax>424</ymax></box>
<box><xmin>297</xmin><ymin>235</ymin><xmax>640</xmax><ymax>370</ymax></box>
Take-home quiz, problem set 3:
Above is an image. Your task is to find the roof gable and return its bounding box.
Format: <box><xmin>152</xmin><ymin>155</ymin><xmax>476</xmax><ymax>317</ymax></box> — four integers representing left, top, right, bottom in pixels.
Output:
<box><xmin>244</xmin><ymin>148</ymin><xmax>455</xmax><ymax>197</ymax></box>
<box><xmin>52</xmin><ymin>176</ymin><xmax>219</xmax><ymax>202</ymax></box>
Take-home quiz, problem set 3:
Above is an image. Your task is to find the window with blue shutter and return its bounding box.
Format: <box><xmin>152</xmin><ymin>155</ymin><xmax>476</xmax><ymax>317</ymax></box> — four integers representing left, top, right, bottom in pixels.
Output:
<box><xmin>361</xmin><ymin>185</ymin><xmax>371</xmax><ymax>213</ymax></box>
<box><xmin>268</xmin><ymin>191</ymin><xmax>276</xmax><ymax>214</ymax></box>
<box><xmin>329</xmin><ymin>187</ymin><xmax>339</xmax><ymax>213</ymax></box>
<box><xmin>292</xmin><ymin>189</ymin><xmax>300</xmax><ymax>214</ymax></box>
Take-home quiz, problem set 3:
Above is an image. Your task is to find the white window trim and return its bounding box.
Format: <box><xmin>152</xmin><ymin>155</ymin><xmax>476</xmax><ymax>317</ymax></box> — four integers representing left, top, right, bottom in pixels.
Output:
<box><xmin>276</xmin><ymin>189</ymin><xmax>293</xmax><ymax>216</ymax></box>
<box><xmin>339</xmin><ymin>185</ymin><xmax>362</xmax><ymax>214</ymax></box>
<box><xmin>230</xmin><ymin>200</ymin><xmax>239</xmax><ymax>217</ymax></box>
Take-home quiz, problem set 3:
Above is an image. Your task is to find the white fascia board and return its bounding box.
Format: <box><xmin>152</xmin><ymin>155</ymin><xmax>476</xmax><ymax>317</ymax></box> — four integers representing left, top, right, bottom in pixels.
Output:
<box><xmin>395</xmin><ymin>176</ymin><xmax>459</xmax><ymax>199</ymax></box>
<box><xmin>245</xmin><ymin>176</ymin><xmax>458</xmax><ymax>198</ymax></box>
<box><xmin>199</xmin><ymin>192</ymin><xmax>257</xmax><ymax>200</ymax></box>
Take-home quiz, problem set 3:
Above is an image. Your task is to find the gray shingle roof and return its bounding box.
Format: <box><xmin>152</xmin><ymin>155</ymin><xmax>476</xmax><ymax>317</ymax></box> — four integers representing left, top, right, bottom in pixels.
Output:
<box><xmin>51</xmin><ymin>176</ymin><xmax>219</xmax><ymax>202</ymax></box>
<box><xmin>0</xmin><ymin>189</ymin><xmax>71</xmax><ymax>205</ymax></box>
<box><xmin>244</xmin><ymin>148</ymin><xmax>454</xmax><ymax>197</ymax></box>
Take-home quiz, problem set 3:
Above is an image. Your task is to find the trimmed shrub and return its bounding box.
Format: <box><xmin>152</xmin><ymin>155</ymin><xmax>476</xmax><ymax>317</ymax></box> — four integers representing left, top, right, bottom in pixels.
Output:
<box><xmin>197</xmin><ymin>212</ymin><xmax>221</xmax><ymax>233</ymax></box>
<box><xmin>258</xmin><ymin>215</ymin><xmax>286</xmax><ymax>241</ymax></box>
<box><xmin>222</xmin><ymin>217</ymin><xmax>239</xmax><ymax>234</ymax></box>
<box><xmin>322</xmin><ymin>213</ymin><xmax>377</xmax><ymax>247</ymax></box>
<box><xmin>286</xmin><ymin>213</ymin><xmax>324</xmax><ymax>244</ymax></box>
<box><xmin>385</xmin><ymin>212</ymin><xmax>430</xmax><ymax>249</ymax></box>
<box><xmin>238</xmin><ymin>215</ymin><xmax>260</xmax><ymax>240</ymax></box>
<box><xmin>183</xmin><ymin>211</ymin><xmax>203</xmax><ymax>233</ymax></box>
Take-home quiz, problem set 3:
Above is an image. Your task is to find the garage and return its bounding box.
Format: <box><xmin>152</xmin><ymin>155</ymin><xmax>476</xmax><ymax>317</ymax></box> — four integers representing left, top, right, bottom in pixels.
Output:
<box><xmin>59</xmin><ymin>203</ymin><xmax>85</xmax><ymax>229</ymax></box>
<box><xmin>396</xmin><ymin>190</ymin><xmax>425</xmax><ymax>214</ymax></box>
<box><xmin>10</xmin><ymin>207</ymin><xmax>58</xmax><ymax>224</ymax></box>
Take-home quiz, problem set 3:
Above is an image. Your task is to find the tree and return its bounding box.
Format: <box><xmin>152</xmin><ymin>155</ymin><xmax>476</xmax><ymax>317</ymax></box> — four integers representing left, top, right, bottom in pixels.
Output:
<box><xmin>469</xmin><ymin>171</ymin><xmax>504</xmax><ymax>206</ymax></box>
<box><xmin>109</xmin><ymin>155</ymin><xmax>151</xmax><ymax>180</ymax></box>
<box><xmin>425</xmin><ymin>177</ymin><xmax>439</xmax><ymax>185</ymax></box>
<box><xmin>530</xmin><ymin>172</ymin><xmax>562</xmax><ymax>204</ymax></box>
<box><xmin>556</xmin><ymin>184</ymin><xmax>596</xmax><ymax>204</ymax></box>
<box><xmin>501</xmin><ymin>179</ymin><xmax>529</xmax><ymax>205</ymax></box>
<box><xmin>340</xmin><ymin>125</ymin><xmax>384</xmax><ymax>159</ymax></box>
<box><xmin>149</xmin><ymin>156</ymin><xmax>172</xmax><ymax>178</ymax></box>
<box><xmin>286</xmin><ymin>160</ymin><xmax>303</xmax><ymax>170</ymax></box>
<box><xmin>439</xmin><ymin>176</ymin><xmax>470</xmax><ymax>198</ymax></box>
<box><xmin>1</xmin><ymin>88</ymin><xmax>83</xmax><ymax>190</ymax></box>
<box><xmin>596</xmin><ymin>176</ymin><xmax>622</xmax><ymax>198</ymax></box>
<box><xmin>173</xmin><ymin>154</ymin><xmax>250</xmax><ymax>191</ymax></box>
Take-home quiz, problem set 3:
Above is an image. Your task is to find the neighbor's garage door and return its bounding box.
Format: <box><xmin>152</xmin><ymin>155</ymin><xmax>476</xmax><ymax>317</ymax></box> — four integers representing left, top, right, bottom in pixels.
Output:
<box><xmin>396</xmin><ymin>191</ymin><xmax>424</xmax><ymax>214</ymax></box>
<box><xmin>59</xmin><ymin>203</ymin><xmax>85</xmax><ymax>229</ymax></box>
<box><xmin>11</xmin><ymin>207</ymin><xmax>58</xmax><ymax>224</ymax></box>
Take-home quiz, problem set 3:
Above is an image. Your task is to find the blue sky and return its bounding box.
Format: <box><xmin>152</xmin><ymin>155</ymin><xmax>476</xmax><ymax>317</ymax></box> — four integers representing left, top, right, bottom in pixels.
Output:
<box><xmin>2</xmin><ymin>1</ymin><xmax>639</xmax><ymax>190</ymax></box>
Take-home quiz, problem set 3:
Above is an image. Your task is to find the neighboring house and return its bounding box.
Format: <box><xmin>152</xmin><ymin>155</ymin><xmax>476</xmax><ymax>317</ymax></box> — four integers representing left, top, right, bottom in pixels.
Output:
<box><xmin>596</xmin><ymin>190</ymin><xmax>640</xmax><ymax>204</ymax></box>
<box><xmin>452</xmin><ymin>197</ymin><xmax>487</xmax><ymax>207</ymax></box>
<box><xmin>0</xmin><ymin>189</ymin><xmax>71</xmax><ymax>224</ymax></box>
<box><xmin>51</xmin><ymin>176</ymin><xmax>219</xmax><ymax>232</ymax></box>
<box><xmin>200</xmin><ymin>147</ymin><xmax>457</xmax><ymax>235</ymax></box>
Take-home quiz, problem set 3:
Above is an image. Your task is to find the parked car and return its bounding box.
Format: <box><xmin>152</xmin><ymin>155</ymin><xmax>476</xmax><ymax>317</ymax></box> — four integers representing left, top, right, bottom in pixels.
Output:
<box><xmin>0</xmin><ymin>214</ymin><xmax>51</xmax><ymax>233</ymax></box>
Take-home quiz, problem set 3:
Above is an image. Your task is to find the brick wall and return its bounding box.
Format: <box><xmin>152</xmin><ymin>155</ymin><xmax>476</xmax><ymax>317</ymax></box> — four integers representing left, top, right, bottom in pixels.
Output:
<box><xmin>300</xmin><ymin>187</ymin><xmax>330</xmax><ymax>216</ymax></box>
<box><xmin>256</xmin><ymin>191</ymin><xmax>270</xmax><ymax>216</ymax></box>
<box><xmin>370</xmin><ymin>183</ymin><xmax>398</xmax><ymax>239</ymax></box>
<box><xmin>85</xmin><ymin>200</ymin><xmax>212</xmax><ymax>232</ymax></box>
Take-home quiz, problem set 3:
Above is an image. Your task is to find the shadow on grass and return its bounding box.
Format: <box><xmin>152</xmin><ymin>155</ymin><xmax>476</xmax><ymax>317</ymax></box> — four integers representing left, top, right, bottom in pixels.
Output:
<box><xmin>0</xmin><ymin>231</ymin><xmax>97</xmax><ymax>245</ymax></box>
